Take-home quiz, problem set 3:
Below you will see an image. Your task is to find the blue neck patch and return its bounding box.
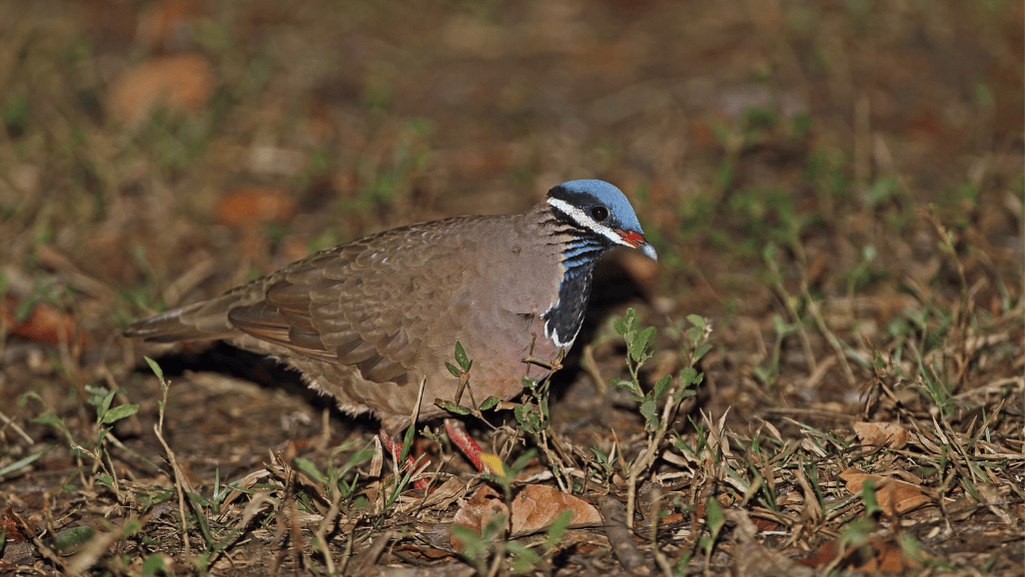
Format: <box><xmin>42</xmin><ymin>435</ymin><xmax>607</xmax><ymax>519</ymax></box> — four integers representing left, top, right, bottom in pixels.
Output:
<box><xmin>541</xmin><ymin>179</ymin><xmax>649</xmax><ymax>348</ymax></box>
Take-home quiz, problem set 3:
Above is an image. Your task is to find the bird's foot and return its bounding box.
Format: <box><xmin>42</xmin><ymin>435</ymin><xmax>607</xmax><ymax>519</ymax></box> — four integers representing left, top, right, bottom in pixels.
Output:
<box><xmin>379</xmin><ymin>420</ymin><xmax>506</xmax><ymax>494</ymax></box>
<box><xmin>444</xmin><ymin>418</ymin><xmax>506</xmax><ymax>476</ymax></box>
<box><xmin>378</xmin><ymin>429</ymin><xmax>433</xmax><ymax>493</ymax></box>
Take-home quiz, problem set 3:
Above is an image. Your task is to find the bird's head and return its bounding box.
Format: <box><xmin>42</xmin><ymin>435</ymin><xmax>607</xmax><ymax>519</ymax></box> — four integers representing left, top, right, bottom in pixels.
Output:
<box><xmin>546</xmin><ymin>179</ymin><xmax>658</xmax><ymax>261</ymax></box>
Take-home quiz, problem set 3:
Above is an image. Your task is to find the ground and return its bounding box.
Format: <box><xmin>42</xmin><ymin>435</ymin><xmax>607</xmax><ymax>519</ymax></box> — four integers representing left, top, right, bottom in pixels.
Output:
<box><xmin>0</xmin><ymin>0</ymin><xmax>1022</xmax><ymax>575</ymax></box>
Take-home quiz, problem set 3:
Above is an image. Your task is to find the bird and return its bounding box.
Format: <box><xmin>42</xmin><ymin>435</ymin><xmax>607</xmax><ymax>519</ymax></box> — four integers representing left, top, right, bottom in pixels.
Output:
<box><xmin>124</xmin><ymin>179</ymin><xmax>657</xmax><ymax>484</ymax></box>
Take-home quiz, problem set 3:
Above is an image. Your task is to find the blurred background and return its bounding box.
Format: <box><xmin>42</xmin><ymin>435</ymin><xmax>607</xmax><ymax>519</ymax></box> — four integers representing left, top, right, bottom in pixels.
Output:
<box><xmin>0</xmin><ymin>0</ymin><xmax>1022</xmax><ymax>572</ymax></box>
<box><xmin>2</xmin><ymin>0</ymin><xmax>1021</xmax><ymax>326</ymax></box>
<box><xmin>2</xmin><ymin>0</ymin><xmax>1020</xmax><ymax>399</ymax></box>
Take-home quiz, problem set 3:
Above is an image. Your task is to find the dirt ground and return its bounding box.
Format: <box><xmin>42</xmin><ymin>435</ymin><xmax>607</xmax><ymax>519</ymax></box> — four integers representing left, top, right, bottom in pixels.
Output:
<box><xmin>1</xmin><ymin>1</ymin><xmax>1022</xmax><ymax>575</ymax></box>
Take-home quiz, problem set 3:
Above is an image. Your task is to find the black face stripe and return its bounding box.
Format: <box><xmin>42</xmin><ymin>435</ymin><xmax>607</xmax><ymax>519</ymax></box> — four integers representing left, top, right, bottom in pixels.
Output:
<box><xmin>548</xmin><ymin>185</ymin><xmax>611</xmax><ymax>221</ymax></box>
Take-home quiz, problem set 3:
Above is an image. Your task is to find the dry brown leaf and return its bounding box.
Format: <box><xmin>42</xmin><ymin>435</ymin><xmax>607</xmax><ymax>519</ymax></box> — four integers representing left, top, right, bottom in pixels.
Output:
<box><xmin>450</xmin><ymin>485</ymin><xmax>508</xmax><ymax>551</ymax></box>
<box><xmin>0</xmin><ymin>507</ymin><xmax>35</xmax><ymax>568</ymax></box>
<box><xmin>1</xmin><ymin>507</ymin><xmax>29</xmax><ymax>543</ymax></box>
<box><xmin>107</xmin><ymin>53</ymin><xmax>213</xmax><ymax>123</ymax></box>
<box><xmin>797</xmin><ymin>536</ymin><xmax>923</xmax><ymax>572</ymax></box>
<box><xmin>216</xmin><ymin>187</ymin><xmax>297</xmax><ymax>227</ymax></box>
<box><xmin>866</xmin><ymin>537</ymin><xmax>923</xmax><ymax>572</ymax></box>
<box><xmin>853</xmin><ymin>421</ymin><xmax>911</xmax><ymax>448</ymax></box>
<box><xmin>839</xmin><ymin>468</ymin><xmax>932</xmax><ymax>515</ymax></box>
<box><xmin>510</xmin><ymin>484</ymin><xmax>601</xmax><ymax>535</ymax></box>
<box><xmin>2</xmin><ymin>299</ymin><xmax>86</xmax><ymax>347</ymax></box>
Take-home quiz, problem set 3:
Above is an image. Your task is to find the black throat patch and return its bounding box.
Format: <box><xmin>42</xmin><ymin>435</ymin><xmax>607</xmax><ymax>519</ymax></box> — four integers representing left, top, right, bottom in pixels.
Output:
<box><xmin>542</xmin><ymin>234</ymin><xmax>609</xmax><ymax>347</ymax></box>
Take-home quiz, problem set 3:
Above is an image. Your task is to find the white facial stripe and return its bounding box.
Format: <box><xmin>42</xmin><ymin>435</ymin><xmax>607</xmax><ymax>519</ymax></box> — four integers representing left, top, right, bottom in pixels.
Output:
<box><xmin>547</xmin><ymin>197</ymin><xmax>630</xmax><ymax>246</ymax></box>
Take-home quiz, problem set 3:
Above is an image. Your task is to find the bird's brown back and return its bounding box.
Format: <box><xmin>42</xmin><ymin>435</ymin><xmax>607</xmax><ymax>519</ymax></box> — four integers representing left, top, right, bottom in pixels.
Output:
<box><xmin>125</xmin><ymin>202</ymin><xmax>568</xmax><ymax>427</ymax></box>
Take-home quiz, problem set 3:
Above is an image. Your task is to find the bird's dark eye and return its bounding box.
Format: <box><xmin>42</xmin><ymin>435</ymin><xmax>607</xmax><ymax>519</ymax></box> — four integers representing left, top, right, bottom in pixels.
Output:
<box><xmin>591</xmin><ymin>206</ymin><xmax>609</xmax><ymax>222</ymax></box>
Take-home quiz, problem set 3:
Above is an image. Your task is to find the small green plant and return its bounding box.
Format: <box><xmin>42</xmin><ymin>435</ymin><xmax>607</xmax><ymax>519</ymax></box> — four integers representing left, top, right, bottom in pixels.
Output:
<box><xmin>610</xmin><ymin>309</ymin><xmax>707</xmax><ymax>433</ymax></box>
<box><xmin>293</xmin><ymin>443</ymin><xmax>377</xmax><ymax>511</ymax></box>
<box><xmin>751</xmin><ymin>313</ymin><xmax>801</xmax><ymax>385</ymax></box>
<box><xmin>611</xmin><ymin>309</ymin><xmax>710</xmax><ymax>526</ymax></box>
<box><xmin>20</xmin><ymin>379</ymin><xmax>141</xmax><ymax>495</ymax></box>
<box><xmin>437</xmin><ymin>341</ymin><xmax>571</xmax><ymax>490</ymax></box>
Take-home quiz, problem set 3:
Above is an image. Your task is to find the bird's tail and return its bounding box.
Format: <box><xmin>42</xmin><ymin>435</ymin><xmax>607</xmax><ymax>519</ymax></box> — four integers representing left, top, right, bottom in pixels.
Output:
<box><xmin>123</xmin><ymin>290</ymin><xmax>247</xmax><ymax>343</ymax></box>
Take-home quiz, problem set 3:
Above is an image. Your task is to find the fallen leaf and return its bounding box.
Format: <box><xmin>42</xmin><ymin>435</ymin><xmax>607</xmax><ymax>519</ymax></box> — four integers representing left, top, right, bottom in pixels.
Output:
<box><xmin>510</xmin><ymin>484</ymin><xmax>601</xmax><ymax>535</ymax></box>
<box><xmin>107</xmin><ymin>53</ymin><xmax>213</xmax><ymax>123</ymax></box>
<box><xmin>2</xmin><ymin>299</ymin><xmax>87</xmax><ymax>347</ymax></box>
<box><xmin>839</xmin><ymin>468</ymin><xmax>932</xmax><ymax>515</ymax></box>
<box><xmin>797</xmin><ymin>536</ymin><xmax>923</xmax><ymax>572</ymax></box>
<box><xmin>216</xmin><ymin>187</ymin><xmax>297</xmax><ymax>227</ymax></box>
<box><xmin>1</xmin><ymin>507</ymin><xmax>29</xmax><ymax>543</ymax></box>
<box><xmin>0</xmin><ymin>507</ymin><xmax>35</xmax><ymax>567</ymax></box>
<box><xmin>795</xmin><ymin>539</ymin><xmax>837</xmax><ymax>567</ymax></box>
<box><xmin>867</xmin><ymin>537</ymin><xmax>923</xmax><ymax>572</ymax></box>
<box><xmin>450</xmin><ymin>485</ymin><xmax>508</xmax><ymax>551</ymax></box>
<box><xmin>853</xmin><ymin>421</ymin><xmax>911</xmax><ymax>448</ymax></box>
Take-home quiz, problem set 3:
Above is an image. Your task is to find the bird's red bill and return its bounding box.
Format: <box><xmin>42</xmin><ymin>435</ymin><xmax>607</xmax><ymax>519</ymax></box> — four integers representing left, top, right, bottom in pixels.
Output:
<box><xmin>618</xmin><ymin>230</ymin><xmax>646</xmax><ymax>247</ymax></box>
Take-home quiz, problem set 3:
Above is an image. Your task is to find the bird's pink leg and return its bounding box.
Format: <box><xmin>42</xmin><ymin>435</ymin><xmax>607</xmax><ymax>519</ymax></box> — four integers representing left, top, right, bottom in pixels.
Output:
<box><xmin>379</xmin><ymin>420</ymin><xmax>506</xmax><ymax>493</ymax></box>
<box><xmin>444</xmin><ymin>418</ymin><xmax>506</xmax><ymax>476</ymax></box>
<box><xmin>378</xmin><ymin>429</ymin><xmax>432</xmax><ymax>492</ymax></box>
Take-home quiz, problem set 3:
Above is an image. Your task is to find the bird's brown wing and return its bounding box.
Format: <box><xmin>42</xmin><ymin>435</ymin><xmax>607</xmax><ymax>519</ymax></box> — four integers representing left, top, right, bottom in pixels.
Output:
<box><xmin>222</xmin><ymin>219</ymin><xmax>484</xmax><ymax>384</ymax></box>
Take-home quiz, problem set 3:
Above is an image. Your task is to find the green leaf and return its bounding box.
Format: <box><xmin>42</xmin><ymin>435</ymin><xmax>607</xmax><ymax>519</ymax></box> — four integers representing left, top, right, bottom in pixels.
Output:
<box><xmin>653</xmin><ymin>374</ymin><xmax>672</xmax><ymax>400</ymax></box>
<box><xmin>144</xmin><ymin>356</ymin><xmax>164</xmax><ymax>381</ymax></box>
<box><xmin>141</xmin><ymin>553</ymin><xmax>168</xmax><ymax>577</ymax></box>
<box><xmin>119</xmin><ymin>518</ymin><xmax>142</xmax><ymax>537</ymax></box>
<box><xmin>861</xmin><ymin>478</ymin><xmax>882</xmax><ymax>516</ymax></box>
<box><xmin>513</xmin><ymin>404</ymin><xmax>538</xmax><ymax>435</ymax></box>
<box><xmin>101</xmin><ymin>389</ymin><xmax>119</xmax><ymax>416</ymax></box>
<box><xmin>479</xmin><ymin>396</ymin><xmax>501</xmax><ymax>411</ymax></box>
<box><xmin>445</xmin><ymin>361</ymin><xmax>460</xmax><ymax>378</ymax></box>
<box><xmin>686</xmin><ymin>314</ymin><xmax>706</xmax><ymax>331</ymax></box>
<box><xmin>772</xmin><ymin>314</ymin><xmax>787</xmax><ymax>335</ymax></box>
<box><xmin>509</xmin><ymin>541</ymin><xmax>543</xmax><ymax>573</ymax></box>
<box><xmin>50</xmin><ymin>525</ymin><xmax>96</xmax><ymax>554</ymax></box>
<box><xmin>640</xmin><ymin>399</ymin><xmax>658</xmax><ymax>429</ymax></box>
<box><xmin>31</xmin><ymin>413</ymin><xmax>63</xmax><ymax>428</ymax></box>
<box><xmin>693</xmin><ymin>342</ymin><xmax>713</xmax><ymax>362</ymax></box>
<box><xmin>610</xmin><ymin>378</ymin><xmax>642</xmax><ymax>396</ymax></box>
<box><xmin>337</xmin><ymin>444</ymin><xmax>377</xmax><ymax>480</ymax></box>
<box><xmin>679</xmin><ymin>367</ymin><xmax>699</xmax><ymax>387</ymax></box>
<box><xmin>508</xmin><ymin>449</ymin><xmax>537</xmax><ymax>477</ymax></box>
<box><xmin>544</xmin><ymin>509</ymin><xmax>574</xmax><ymax>550</ymax></box>
<box><xmin>454</xmin><ymin>341</ymin><xmax>471</xmax><ymax>371</ymax></box>
<box><xmin>400</xmin><ymin>425</ymin><xmax>416</xmax><ymax>463</ymax></box>
<box><xmin>614</xmin><ymin>308</ymin><xmax>636</xmax><ymax>336</ymax></box>
<box><xmin>705</xmin><ymin>496</ymin><xmax>725</xmax><ymax>536</ymax></box>
<box><xmin>83</xmin><ymin>385</ymin><xmax>105</xmax><ymax>408</ymax></box>
<box><xmin>612</xmin><ymin>317</ymin><xmax>628</xmax><ymax>336</ymax></box>
<box><xmin>436</xmin><ymin>401</ymin><xmax>471</xmax><ymax>415</ymax></box>
<box><xmin>630</xmin><ymin>326</ymin><xmax>656</xmax><ymax>362</ymax></box>
<box><xmin>0</xmin><ymin>445</ymin><xmax>54</xmax><ymax>479</ymax></box>
<box><xmin>751</xmin><ymin>365</ymin><xmax>770</xmax><ymax>383</ymax></box>
<box><xmin>294</xmin><ymin>457</ymin><xmax>328</xmax><ymax>484</ymax></box>
<box><xmin>102</xmin><ymin>403</ymin><xmax>139</xmax><ymax>424</ymax></box>
<box><xmin>672</xmin><ymin>387</ymin><xmax>697</xmax><ymax>403</ymax></box>
<box><xmin>187</xmin><ymin>490</ymin><xmax>214</xmax><ymax>508</ymax></box>
<box><xmin>685</xmin><ymin>315</ymin><xmax>707</xmax><ymax>342</ymax></box>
